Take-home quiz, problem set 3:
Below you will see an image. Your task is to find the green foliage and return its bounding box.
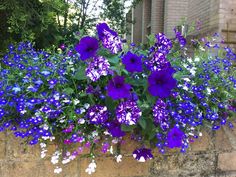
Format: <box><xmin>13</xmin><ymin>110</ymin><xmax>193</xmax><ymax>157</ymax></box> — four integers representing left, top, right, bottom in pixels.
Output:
<box><xmin>0</xmin><ymin>0</ymin><xmax>102</xmax><ymax>54</ymax></box>
<box><xmin>101</xmin><ymin>0</ymin><xmax>128</xmax><ymax>35</ymax></box>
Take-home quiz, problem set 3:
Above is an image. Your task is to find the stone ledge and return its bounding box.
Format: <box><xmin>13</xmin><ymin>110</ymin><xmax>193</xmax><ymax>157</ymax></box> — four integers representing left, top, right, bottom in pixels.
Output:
<box><xmin>79</xmin><ymin>156</ymin><xmax>151</xmax><ymax>177</ymax></box>
<box><xmin>218</xmin><ymin>152</ymin><xmax>236</xmax><ymax>171</ymax></box>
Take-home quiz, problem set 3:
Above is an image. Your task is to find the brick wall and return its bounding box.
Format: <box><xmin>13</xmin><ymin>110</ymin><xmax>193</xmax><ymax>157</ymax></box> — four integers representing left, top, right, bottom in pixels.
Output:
<box><xmin>218</xmin><ymin>0</ymin><xmax>236</xmax><ymax>49</ymax></box>
<box><xmin>151</xmin><ymin>0</ymin><xmax>164</xmax><ymax>34</ymax></box>
<box><xmin>130</xmin><ymin>0</ymin><xmax>236</xmax><ymax>44</ymax></box>
<box><xmin>141</xmin><ymin>0</ymin><xmax>152</xmax><ymax>43</ymax></box>
<box><xmin>1</xmin><ymin>125</ymin><xmax>236</xmax><ymax>177</ymax></box>
<box><xmin>132</xmin><ymin>2</ymin><xmax>143</xmax><ymax>44</ymax></box>
<box><xmin>164</xmin><ymin>0</ymin><xmax>188</xmax><ymax>38</ymax></box>
<box><xmin>187</xmin><ymin>0</ymin><xmax>220</xmax><ymax>36</ymax></box>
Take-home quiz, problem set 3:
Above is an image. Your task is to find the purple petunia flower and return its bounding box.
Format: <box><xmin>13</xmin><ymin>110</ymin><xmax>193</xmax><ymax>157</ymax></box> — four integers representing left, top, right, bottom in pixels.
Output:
<box><xmin>75</xmin><ymin>36</ymin><xmax>99</xmax><ymax>60</ymax></box>
<box><xmin>97</xmin><ymin>23</ymin><xmax>117</xmax><ymax>40</ymax></box>
<box><xmin>155</xmin><ymin>33</ymin><xmax>172</xmax><ymax>54</ymax></box>
<box><xmin>96</xmin><ymin>23</ymin><xmax>122</xmax><ymax>54</ymax></box>
<box><xmin>107</xmin><ymin>76</ymin><xmax>131</xmax><ymax>100</ymax></box>
<box><xmin>153</xmin><ymin>99</ymin><xmax>169</xmax><ymax>130</ymax></box>
<box><xmin>167</xmin><ymin>127</ymin><xmax>185</xmax><ymax>148</ymax></box>
<box><xmin>148</xmin><ymin>67</ymin><xmax>177</xmax><ymax>98</ymax></box>
<box><xmin>122</xmin><ymin>51</ymin><xmax>143</xmax><ymax>73</ymax></box>
<box><xmin>107</xmin><ymin>122</ymin><xmax>126</xmax><ymax>137</ymax></box>
<box><xmin>174</xmin><ymin>28</ymin><xmax>186</xmax><ymax>48</ymax></box>
<box><xmin>86</xmin><ymin>56</ymin><xmax>110</xmax><ymax>81</ymax></box>
<box><xmin>86</xmin><ymin>105</ymin><xmax>109</xmax><ymax>125</ymax></box>
<box><xmin>133</xmin><ymin>148</ymin><xmax>153</xmax><ymax>162</ymax></box>
<box><xmin>116</xmin><ymin>100</ymin><xmax>142</xmax><ymax>125</ymax></box>
<box><xmin>145</xmin><ymin>52</ymin><xmax>170</xmax><ymax>72</ymax></box>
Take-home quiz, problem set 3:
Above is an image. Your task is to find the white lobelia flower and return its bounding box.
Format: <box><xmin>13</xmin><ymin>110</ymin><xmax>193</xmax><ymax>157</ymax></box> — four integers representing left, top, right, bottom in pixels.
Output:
<box><xmin>189</xmin><ymin>67</ymin><xmax>196</xmax><ymax>76</ymax></box>
<box><xmin>69</xmin><ymin>155</ymin><xmax>76</xmax><ymax>160</ymax></box>
<box><xmin>41</xmin><ymin>151</ymin><xmax>47</xmax><ymax>158</ymax></box>
<box><xmin>182</xmin><ymin>85</ymin><xmax>189</xmax><ymax>91</ymax></box>
<box><xmin>40</xmin><ymin>143</ymin><xmax>46</xmax><ymax>148</ymax></box>
<box><xmin>84</xmin><ymin>103</ymin><xmax>90</xmax><ymax>109</ymax></box>
<box><xmin>78</xmin><ymin>118</ymin><xmax>85</xmax><ymax>124</ymax></box>
<box><xmin>206</xmin><ymin>87</ymin><xmax>211</xmax><ymax>95</ymax></box>
<box><xmin>115</xmin><ymin>154</ymin><xmax>122</xmax><ymax>163</ymax></box>
<box><xmin>73</xmin><ymin>99</ymin><xmax>80</xmax><ymax>105</ymax></box>
<box><xmin>187</xmin><ymin>57</ymin><xmax>193</xmax><ymax>63</ymax></box>
<box><xmin>20</xmin><ymin>110</ymin><xmax>27</xmax><ymax>114</ymax></box>
<box><xmin>62</xmin><ymin>158</ymin><xmax>70</xmax><ymax>164</ymax></box>
<box><xmin>194</xmin><ymin>57</ymin><xmax>200</xmax><ymax>62</ymax></box>
<box><xmin>199</xmin><ymin>132</ymin><xmax>203</xmax><ymax>137</ymax></box>
<box><xmin>92</xmin><ymin>131</ymin><xmax>98</xmax><ymax>137</ymax></box>
<box><xmin>51</xmin><ymin>156</ymin><xmax>59</xmax><ymax>164</ymax></box>
<box><xmin>41</xmin><ymin>136</ymin><xmax>50</xmax><ymax>140</ymax></box>
<box><xmin>183</xmin><ymin>64</ymin><xmax>188</xmax><ymax>68</ymax></box>
<box><xmin>51</xmin><ymin>150</ymin><xmax>61</xmax><ymax>164</ymax></box>
<box><xmin>54</xmin><ymin>167</ymin><xmax>62</xmax><ymax>174</ymax></box>
<box><xmin>199</xmin><ymin>46</ymin><xmax>205</xmax><ymax>51</ymax></box>
<box><xmin>62</xmin><ymin>98</ymin><xmax>70</xmax><ymax>103</ymax></box>
<box><xmin>80</xmin><ymin>108</ymin><xmax>86</xmax><ymax>114</ymax></box>
<box><xmin>183</xmin><ymin>78</ymin><xmax>191</xmax><ymax>82</ymax></box>
<box><xmin>85</xmin><ymin>160</ymin><xmax>97</xmax><ymax>175</ymax></box>
<box><xmin>50</xmin><ymin>136</ymin><xmax>55</xmax><ymax>141</ymax></box>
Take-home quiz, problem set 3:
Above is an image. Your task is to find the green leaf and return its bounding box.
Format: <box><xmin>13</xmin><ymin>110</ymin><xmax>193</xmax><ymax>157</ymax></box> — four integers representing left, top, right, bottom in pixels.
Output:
<box><xmin>121</xmin><ymin>124</ymin><xmax>136</xmax><ymax>132</ymax></box>
<box><xmin>108</xmin><ymin>56</ymin><xmax>120</xmax><ymax>64</ymax></box>
<box><xmin>127</xmin><ymin>78</ymin><xmax>146</xmax><ymax>87</ymax></box>
<box><xmin>74</xmin><ymin>65</ymin><xmax>87</xmax><ymax>80</ymax></box>
<box><xmin>63</xmin><ymin>87</ymin><xmax>74</xmax><ymax>95</ymax></box>
<box><xmin>105</xmin><ymin>96</ymin><xmax>116</xmax><ymax>114</ymax></box>
<box><xmin>146</xmin><ymin>94</ymin><xmax>156</xmax><ymax>106</ymax></box>
<box><xmin>147</xmin><ymin>34</ymin><xmax>156</xmax><ymax>47</ymax></box>
<box><xmin>138</xmin><ymin>117</ymin><xmax>147</xmax><ymax>129</ymax></box>
<box><xmin>144</xmin><ymin>118</ymin><xmax>156</xmax><ymax>140</ymax></box>
<box><xmin>110</xmin><ymin>66</ymin><xmax>121</xmax><ymax>75</ymax></box>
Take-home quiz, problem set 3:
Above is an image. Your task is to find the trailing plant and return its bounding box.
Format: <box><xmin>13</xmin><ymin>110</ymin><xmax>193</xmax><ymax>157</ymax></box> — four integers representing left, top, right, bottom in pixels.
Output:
<box><xmin>0</xmin><ymin>22</ymin><xmax>235</xmax><ymax>174</ymax></box>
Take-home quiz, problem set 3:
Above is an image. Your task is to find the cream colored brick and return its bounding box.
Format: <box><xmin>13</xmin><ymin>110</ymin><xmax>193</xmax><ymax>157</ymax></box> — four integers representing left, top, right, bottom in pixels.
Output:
<box><xmin>218</xmin><ymin>152</ymin><xmax>236</xmax><ymax>171</ymax></box>
<box><xmin>79</xmin><ymin>156</ymin><xmax>151</xmax><ymax>177</ymax></box>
